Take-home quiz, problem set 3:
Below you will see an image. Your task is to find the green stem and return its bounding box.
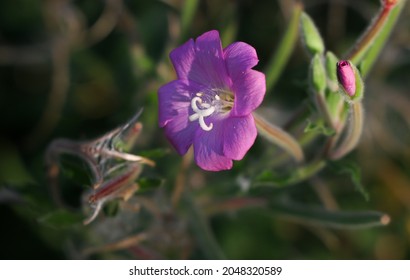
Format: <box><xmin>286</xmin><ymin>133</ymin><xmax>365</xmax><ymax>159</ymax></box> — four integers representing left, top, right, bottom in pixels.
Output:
<box><xmin>359</xmin><ymin>0</ymin><xmax>406</xmax><ymax>77</ymax></box>
<box><xmin>183</xmin><ymin>190</ymin><xmax>226</xmax><ymax>259</ymax></box>
<box><xmin>347</xmin><ymin>1</ymin><xmax>405</xmax><ymax>65</ymax></box>
<box><xmin>265</xmin><ymin>2</ymin><xmax>302</xmax><ymax>92</ymax></box>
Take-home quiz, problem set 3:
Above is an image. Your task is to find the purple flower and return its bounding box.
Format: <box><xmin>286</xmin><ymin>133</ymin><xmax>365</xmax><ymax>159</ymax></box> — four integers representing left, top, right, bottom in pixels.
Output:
<box><xmin>158</xmin><ymin>30</ymin><xmax>266</xmax><ymax>171</ymax></box>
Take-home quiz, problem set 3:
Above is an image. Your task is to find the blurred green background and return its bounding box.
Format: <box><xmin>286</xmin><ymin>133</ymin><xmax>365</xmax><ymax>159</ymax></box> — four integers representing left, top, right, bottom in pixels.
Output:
<box><xmin>1</xmin><ymin>0</ymin><xmax>410</xmax><ymax>259</ymax></box>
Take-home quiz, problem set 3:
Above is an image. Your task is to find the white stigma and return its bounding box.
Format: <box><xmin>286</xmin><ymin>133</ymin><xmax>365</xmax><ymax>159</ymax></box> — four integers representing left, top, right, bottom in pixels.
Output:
<box><xmin>189</xmin><ymin>95</ymin><xmax>216</xmax><ymax>131</ymax></box>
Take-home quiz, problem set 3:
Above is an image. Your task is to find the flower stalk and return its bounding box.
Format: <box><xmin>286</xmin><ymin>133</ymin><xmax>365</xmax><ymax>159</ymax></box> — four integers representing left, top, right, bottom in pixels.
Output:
<box><xmin>346</xmin><ymin>0</ymin><xmax>399</xmax><ymax>63</ymax></box>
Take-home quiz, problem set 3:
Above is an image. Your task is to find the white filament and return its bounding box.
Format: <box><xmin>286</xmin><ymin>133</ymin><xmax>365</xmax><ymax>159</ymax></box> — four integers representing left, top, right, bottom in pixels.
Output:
<box><xmin>189</xmin><ymin>96</ymin><xmax>215</xmax><ymax>131</ymax></box>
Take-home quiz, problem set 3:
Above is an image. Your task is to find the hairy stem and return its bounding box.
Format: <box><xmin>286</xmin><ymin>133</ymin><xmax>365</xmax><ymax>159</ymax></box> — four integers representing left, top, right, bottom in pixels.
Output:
<box><xmin>330</xmin><ymin>102</ymin><xmax>364</xmax><ymax>160</ymax></box>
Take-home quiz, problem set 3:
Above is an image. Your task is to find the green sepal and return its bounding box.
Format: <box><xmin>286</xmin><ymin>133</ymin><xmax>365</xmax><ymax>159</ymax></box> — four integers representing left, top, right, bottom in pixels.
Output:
<box><xmin>325</xmin><ymin>51</ymin><xmax>339</xmax><ymax>91</ymax></box>
<box><xmin>300</xmin><ymin>12</ymin><xmax>325</xmax><ymax>56</ymax></box>
<box><xmin>309</xmin><ymin>53</ymin><xmax>327</xmax><ymax>94</ymax></box>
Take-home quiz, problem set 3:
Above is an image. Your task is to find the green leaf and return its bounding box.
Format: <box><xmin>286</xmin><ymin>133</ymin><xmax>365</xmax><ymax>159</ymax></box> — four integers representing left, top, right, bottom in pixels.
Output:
<box><xmin>253</xmin><ymin>170</ymin><xmax>295</xmax><ymax>188</ymax></box>
<box><xmin>304</xmin><ymin>119</ymin><xmax>335</xmax><ymax>136</ymax></box>
<box><xmin>269</xmin><ymin>201</ymin><xmax>389</xmax><ymax>229</ymax></box>
<box><xmin>103</xmin><ymin>200</ymin><xmax>120</xmax><ymax>217</ymax></box>
<box><xmin>59</xmin><ymin>155</ymin><xmax>93</xmax><ymax>186</ymax></box>
<box><xmin>300</xmin><ymin>12</ymin><xmax>325</xmax><ymax>56</ymax></box>
<box><xmin>329</xmin><ymin>160</ymin><xmax>369</xmax><ymax>201</ymax></box>
<box><xmin>139</xmin><ymin>148</ymin><xmax>169</xmax><ymax>159</ymax></box>
<box><xmin>137</xmin><ymin>177</ymin><xmax>163</xmax><ymax>192</ymax></box>
<box><xmin>0</xmin><ymin>139</ymin><xmax>35</xmax><ymax>188</ymax></box>
<box><xmin>38</xmin><ymin>209</ymin><xmax>83</xmax><ymax>229</ymax></box>
<box><xmin>252</xmin><ymin>160</ymin><xmax>326</xmax><ymax>188</ymax></box>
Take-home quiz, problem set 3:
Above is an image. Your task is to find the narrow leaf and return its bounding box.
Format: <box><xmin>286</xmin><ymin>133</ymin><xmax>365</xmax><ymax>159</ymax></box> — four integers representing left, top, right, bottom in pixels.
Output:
<box><xmin>304</xmin><ymin>119</ymin><xmax>335</xmax><ymax>137</ymax></box>
<box><xmin>38</xmin><ymin>209</ymin><xmax>83</xmax><ymax>229</ymax></box>
<box><xmin>329</xmin><ymin>160</ymin><xmax>369</xmax><ymax>201</ymax></box>
<box><xmin>252</xmin><ymin>160</ymin><xmax>326</xmax><ymax>188</ymax></box>
<box><xmin>270</xmin><ymin>201</ymin><xmax>390</xmax><ymax>229</ymax></box>
<box><xmin>0</xmin><ymin>139</ymin><xmax>35</xmax><ymax>188</ymax></box>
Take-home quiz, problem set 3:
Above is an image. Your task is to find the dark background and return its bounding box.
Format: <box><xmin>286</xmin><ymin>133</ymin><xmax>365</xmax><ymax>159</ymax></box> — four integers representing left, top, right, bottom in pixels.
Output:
<box><xmin>0</xmin><ymin>0</ymin><xmax>410</xmax><ymax>259</ymax></box>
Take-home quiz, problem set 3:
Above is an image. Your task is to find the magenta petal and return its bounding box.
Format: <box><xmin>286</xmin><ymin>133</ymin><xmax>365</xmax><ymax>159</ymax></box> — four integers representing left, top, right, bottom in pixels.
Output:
<box><xmin>158</xmin><ymin>80</ymin><xmax>189</xmax><ymax>127</ymax></box>
<box><xmin>158</xmin><ymin>79</ymin><xmax>206</xmax><ymax>127</ymax></box>
<box><xmin>170</xmin><ymin>30</ymin><xmax>229</xmax><ymax>88</ymax></box>
<box><xmin>193</xmin><ymin>118</ymin><xmax>233</xmax><ymax>171</ymax></box>
<box><xmin>158</xmin><ymin>80</ymin><xmax>205</xmax><ymax>155</ymax></box>
<box><xmin>194</xmin><ymin>143</ymin><xmax>233</xmax><ymax>171</ymax></box>
<box><xmin>224</xmin><ymin>42</ymin><xmax>258</xmax><ymax>80</ymax></box>
<box><xmin>190</xmin><ymin>30</ymin><xmax>230</xmax><ymax>88</ymax></box>
<box><xmin>231</xmin><ymin>69</ymin><xmax>266</xmax><ymax>117</ymax></box>
<box><xmin>170</xmin><ymin>39</ymin><xmax>195</xmax><ymax>80</ymax></box>
<box><xmin>163</xmin><ymin>115</ymin><xmax>197</xmax><ymax>155</ymax></box>
<box><xmin>222</xmin><ymin>115</ymin><xmax>257</xmax><ymax>160</ymax></box>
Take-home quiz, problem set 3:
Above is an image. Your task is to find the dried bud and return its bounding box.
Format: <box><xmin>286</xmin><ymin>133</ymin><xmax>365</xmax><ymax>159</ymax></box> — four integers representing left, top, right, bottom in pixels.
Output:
<box><xmin>337</xmin><ymin>60</ymin><xmax>356</xmax><ymax>97</ymax></box>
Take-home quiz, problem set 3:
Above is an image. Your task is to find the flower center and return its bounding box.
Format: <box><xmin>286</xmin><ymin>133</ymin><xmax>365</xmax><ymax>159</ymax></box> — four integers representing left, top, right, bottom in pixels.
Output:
<box><xmin>188</xmin><ymin>90</ymin><xmax>234</xmax><ymax>131</ymax></box>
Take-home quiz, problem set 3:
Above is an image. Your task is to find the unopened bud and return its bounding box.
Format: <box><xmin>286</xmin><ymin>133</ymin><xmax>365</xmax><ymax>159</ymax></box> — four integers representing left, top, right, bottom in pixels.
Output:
<box><xmin>337</xmin><ymin>60</ymin><xmax>356</xmax><ymax>97</ymax></box>
<box><xmin>310</xmin><ymin>54</ymin><xmax>326</xmax><ymax>94</ymax></box>
<box><xmin>336</xmin><ymin>60</ymin><xmax>364</xmax><ymax>103</ymax></box>
<box><xmin>325</xmin><ymin>51</ymin><xmax>339</xmax><ymax>91</ymax></box>
<box><xmin>300</xmin><ymin>12</ymin><xmax>325</xmax><ymax>56</ymax></box>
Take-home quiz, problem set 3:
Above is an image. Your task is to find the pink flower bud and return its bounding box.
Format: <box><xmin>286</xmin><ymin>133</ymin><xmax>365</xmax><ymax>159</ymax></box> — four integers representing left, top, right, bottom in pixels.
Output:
<box><xmin>337</xmin><ymin>60</ymin><xmax>356</xmax><ymax>97</ymax></box>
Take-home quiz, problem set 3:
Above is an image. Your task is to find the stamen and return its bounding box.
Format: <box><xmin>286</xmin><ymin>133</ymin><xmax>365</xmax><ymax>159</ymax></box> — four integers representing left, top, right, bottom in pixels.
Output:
<box><xmin>189</xmin><ymin>96</ymin><xmax>215</xmax><ymax>131</ymax></box>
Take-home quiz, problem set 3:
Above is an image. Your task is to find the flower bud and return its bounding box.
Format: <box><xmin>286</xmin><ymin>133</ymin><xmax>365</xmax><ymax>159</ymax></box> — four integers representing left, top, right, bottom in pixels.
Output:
<box><xmin>337</xmin><ymin>60</ymin><xmax>356</xmax><ymax>97</ymax></box>
<box><xmin>310</xmin><ymin>54</ymin><xmax>326</xmax><ymax>94</ymax></box>
<box><xmin>300</xmin><ymin>12</ymin><xmax>325</xmax><ymax>56</ymax></box>
<box><xmin>325</xmin><ymin>51</ymin><xmax>339</xmax><ymax>91</ymax></box>
<box><xmin>336</xmin><ymin>60</ymin><xmax>364</xmax><ymax>103</ymax></box>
